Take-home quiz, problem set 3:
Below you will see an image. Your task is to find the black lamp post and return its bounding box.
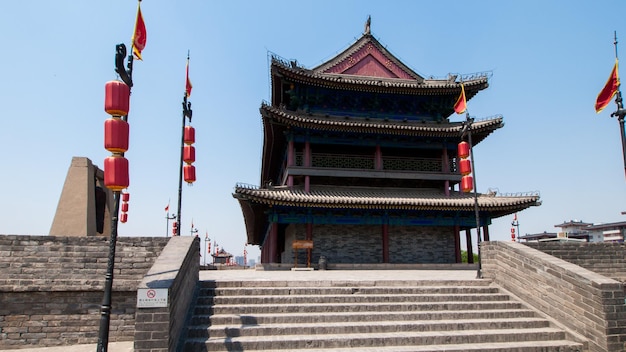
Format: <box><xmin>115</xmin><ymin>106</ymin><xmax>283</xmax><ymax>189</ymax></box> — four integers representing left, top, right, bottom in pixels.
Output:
<box><xmin>176</xmin><ymin>93</ymin><xmax>192</xmax><ymax>236</ymax></box>
<box><xmin>96</xmin><ymin>43</ymin><xmax>133</xmax><ymax>352</ymax></box>
<box><xmin>461</xmin><ymin>112</ymin><xmax>482</xmax><ymax>279</ymax></box>
<box><xmin>165</xmin><ymin>212</ymin><xmax>176</xmax><ymax>237</ymax></box>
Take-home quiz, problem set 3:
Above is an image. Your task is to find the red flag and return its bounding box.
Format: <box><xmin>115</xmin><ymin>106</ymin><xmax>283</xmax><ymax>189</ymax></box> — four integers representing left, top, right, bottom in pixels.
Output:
<box><xmin>185</xmin><ymin>59</ymin><xmax>193</xmax><ymax>98</ymax></box>
<box><xmin>132</xmin><ymin>2</ymin><xmax>147</xmax><ymax>60</ymax></box>
<box><xmin>454</xmin><ymin>84</ymin><xmax>467</xmax><ymax>114</ymax></box>
<box><xmin>595</xmin><ymin>59</ymin><xmax>620</xmax><ymax>113</ymax></box>
<box><xmin>164</xmin><ymin>204</ymin><xmax>169</xmax><ymax>212</ymax></box>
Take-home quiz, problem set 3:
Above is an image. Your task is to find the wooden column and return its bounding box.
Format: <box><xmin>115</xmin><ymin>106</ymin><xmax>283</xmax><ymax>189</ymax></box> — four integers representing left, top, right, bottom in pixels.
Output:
<box><xmin>375</xmin><ymin>145</ymin><xmax>383</xmax><ymax>170</ymax></box>
<box><xmin>306</xmin><ymin>222</ymin><xmax>313</xmax><ymax>267</ymax></box>
<box><xmin>304</xmin><ymin>140</ymin><xmax>311</xmax><ymax>193</ymax></box>
<box><xmin>483</xmin><ymin>225</ymin><xmax>490</xmax><ymax>241</ymax></box>
<box><xmin>454</xmin><ymin>225</ymin><xmax>461</xmax><ymax>263</ymax></box>
<box><xmin>287</xmin><ymin>139</ymin><xmax>294</xmax><ymax>187</ymax></box>
<box><xmin>382</xmin><ymin>223</ymin><xmax>389</xmax><ymax>263</ymax></box>
<box><xmin>465</xmin><ymin>229</ymin><xmax>474</xmax><ymax>264</ymax></box>
<box><xmin>442</xmin><ymin>146</ymin><xmax>450</xmax><ymax>196</ymax></box>
<box><xmin>268</xmin><ymin>222</ymin><xmax>278</xmax><ymax>263</ymax></box>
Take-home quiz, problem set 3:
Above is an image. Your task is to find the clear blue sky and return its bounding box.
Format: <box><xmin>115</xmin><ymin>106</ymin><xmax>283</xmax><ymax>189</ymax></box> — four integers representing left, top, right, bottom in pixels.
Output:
<box><xmin>2</xmin><ymin>1</ymin><xmax>626</xmax><ymax>261</ymax></box>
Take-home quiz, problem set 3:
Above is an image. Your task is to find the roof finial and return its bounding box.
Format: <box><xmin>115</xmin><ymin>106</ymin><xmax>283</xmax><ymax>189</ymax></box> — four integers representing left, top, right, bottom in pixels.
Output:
<box><xmin>364</xmin><ymin>15</ymin><xmax>371</xmax><ymax>35</ymax></box>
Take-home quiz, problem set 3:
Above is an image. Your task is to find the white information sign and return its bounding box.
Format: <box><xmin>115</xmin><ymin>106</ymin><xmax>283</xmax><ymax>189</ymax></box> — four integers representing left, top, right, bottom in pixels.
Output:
<box><xmin>137</xmin><ymin>288</ymin><xmax>168</xmax><ymax>308</ymax></box>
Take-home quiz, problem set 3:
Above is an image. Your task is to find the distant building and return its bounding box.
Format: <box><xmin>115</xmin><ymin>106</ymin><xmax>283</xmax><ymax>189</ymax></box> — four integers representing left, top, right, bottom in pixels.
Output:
<box><xmin>518</xmin><ymin>219</ymin><xmax>626</xmax><ymax>243</ymax></box>
<box><xmin>211</xmin><ymin>248</ymin><xmax>233</xmax><ymax>265</ymax></box>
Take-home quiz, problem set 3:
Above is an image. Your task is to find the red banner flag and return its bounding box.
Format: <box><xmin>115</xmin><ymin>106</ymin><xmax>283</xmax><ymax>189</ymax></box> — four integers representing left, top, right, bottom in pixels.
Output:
<box><xmin>595</xmin><ymin>59</ymin><xmax>620</xmax><ymax>113</ymax></box>
<box><xmin>454</xmin><ymin>84</ymin><xmax>467</xmax><ymax>114</ymax></box>
<box><xmin>185</xmin><ymin>59</ymin><xmax>193</xmax><ymax>98</ymax></box>
<box><xmin>164</xmin><ymin>204</ymin><xmax>169</xmax><ymax>212</ymax></box>
<box><xmin>132</xmin><ymin>2</ymin><xmax>147</xmax><ymax>60</ymax></box>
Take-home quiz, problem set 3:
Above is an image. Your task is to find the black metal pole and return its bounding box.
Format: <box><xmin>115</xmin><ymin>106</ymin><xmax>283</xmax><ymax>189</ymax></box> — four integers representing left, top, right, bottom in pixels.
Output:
<box><xmin>96</xmin><ymin>191</ymin><xmax>121</xmax><ymax>352</ymax></box>
<box><xmin>465</xmin><ymin>113</ymin><xmax>482</xmax><ymax>279</ymax></box>
<box><xmin>176</xmin><ymin>94</ymin><xmax>188</xmax><ymax>237</ymax></box>
<box><xmin>97</xmin><ymin>43</ymin><xmax>133</xmax><ymax>352</ymax></box>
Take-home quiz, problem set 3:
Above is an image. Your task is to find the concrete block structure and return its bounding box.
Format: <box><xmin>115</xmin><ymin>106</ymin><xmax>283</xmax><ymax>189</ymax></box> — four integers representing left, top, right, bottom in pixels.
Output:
<box><xmin>49</xmin><ymin>157</ymin><xmax>114</xmax><ymax>237</ymax></box>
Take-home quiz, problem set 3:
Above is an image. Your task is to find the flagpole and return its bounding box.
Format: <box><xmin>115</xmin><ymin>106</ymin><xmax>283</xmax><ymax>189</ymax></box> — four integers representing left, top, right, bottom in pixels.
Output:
<box><xmin>463</xmin><ymin>112</ymin><xmax>482</xmax><ymax>279</ymax></box>
<box><xmin>609</xmin><ymin>31</ymin><xmax>626</xmax><ymax>179</ymax></box>
<box><xmin>177</xmin><ymin>52</ymin><xmax>193</xmax><ymax>236</ymax></box>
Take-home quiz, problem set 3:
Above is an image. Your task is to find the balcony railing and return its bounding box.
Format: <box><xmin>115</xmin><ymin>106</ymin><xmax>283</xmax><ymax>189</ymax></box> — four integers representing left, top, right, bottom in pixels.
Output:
<box><xmin>294</xmin><ymin>152</ymin><xmax>455</xmax><ymax>173</ymax></box>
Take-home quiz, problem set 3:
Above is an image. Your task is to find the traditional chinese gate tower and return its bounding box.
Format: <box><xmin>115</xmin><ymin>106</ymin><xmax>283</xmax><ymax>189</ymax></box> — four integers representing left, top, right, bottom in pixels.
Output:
<box><xmin>234</xmin><ymin>22</ymin><xmax>540</xmax><ymax>265</ymax></box>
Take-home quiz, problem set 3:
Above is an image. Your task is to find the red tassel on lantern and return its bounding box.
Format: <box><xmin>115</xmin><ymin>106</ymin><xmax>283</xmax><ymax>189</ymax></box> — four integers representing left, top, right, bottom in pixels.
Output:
<box><xmin>104</xmin><ymin>80</ymin><xmax>130</xmax><ymax>116</ymax></box>
<box><xmin>184</xmin><ymin>126</ymin><xmax>195</xmax><ymax>145</ymax></box>
<box><xmin>122</xmin><ymin>192</ymin><xmax>130</xmax><ymax>202</ymax></box>
<box><xmin>183</xmin><ymin>145</ymin><xmax>196</xmax><ymax>164</ymax></box>
<box><xmin>458</xmin><ymin>141</ymin><xmax>470</xmax><ymax>159</ymax></box>
<box><xmin>104</xmin><ymin>117</ymin><xmax>129</xmax><ymax>153</ymax></box>
<box><xmin>459</xmin><ymin>158</ymin><xmax>471</xmax><ymax>176</ymax></box>
<box><xmin>120</xmin><ymin>212</ymin><xmax>128</xmax><ymax>223</ymax></box>
<box><xmin>104</xmin><ymin>156</ymin><xmax>129</xmax><ymax>191</ymax></box>
<box><xmin>121</xmin><ymin>202</ymin><xmax>129</xmax><ymax>212</ymax></box>
<box><xmin>461</xmin><ymin>175</ymin><xmax>473</xmax><ymax>193</ymax></box>
<box><xmin>184</xmin><ymin>164</ymin><xmax>196</xmax><ymax>184</ymax></box>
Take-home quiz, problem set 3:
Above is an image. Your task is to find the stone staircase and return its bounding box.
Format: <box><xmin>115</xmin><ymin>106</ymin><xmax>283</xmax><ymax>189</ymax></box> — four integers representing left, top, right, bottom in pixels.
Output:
<box><xmin>182</xmin><ymin>278</ymin><xmax>585</xmax><ymax>352</ymax></box>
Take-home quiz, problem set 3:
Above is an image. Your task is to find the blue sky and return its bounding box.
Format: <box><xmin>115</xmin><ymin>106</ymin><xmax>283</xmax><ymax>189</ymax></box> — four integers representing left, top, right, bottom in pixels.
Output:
<box><xmin>2</xmin><ymin>1</ymin><xmax>626</xmax><ymax>261</ymax></box>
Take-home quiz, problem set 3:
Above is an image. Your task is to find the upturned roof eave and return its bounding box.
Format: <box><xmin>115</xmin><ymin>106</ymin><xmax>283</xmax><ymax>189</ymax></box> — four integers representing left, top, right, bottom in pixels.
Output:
<box><xmin>272</xmin><ymin>61</ymin><xmax>488</xmax><ymax>96</ymax></box>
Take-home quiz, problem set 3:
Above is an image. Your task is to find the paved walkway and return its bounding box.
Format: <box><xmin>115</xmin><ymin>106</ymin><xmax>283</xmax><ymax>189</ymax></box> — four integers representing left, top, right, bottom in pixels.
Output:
<box><xmin>0</xmin><ymin>341</ymin><xmax>134</xmax><ymax>352</ymax></box>
<box><xmin>200</xmin><ymin>268</ymin><xmax>480</xmax><ymax>282</ymax></box>
<box><xmin>2</xmin><ymin>269</ymin><xmax>480</xmax><ymax>351</ymax></box>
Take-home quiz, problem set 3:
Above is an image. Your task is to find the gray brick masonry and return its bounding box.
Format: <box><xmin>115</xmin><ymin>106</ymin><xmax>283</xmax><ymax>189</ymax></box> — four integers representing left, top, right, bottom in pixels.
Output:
<box><xmin>482</xmin><ymin>241</ymin><xmax>626</xmax><ymax>352</ymax></box>
<box><xmin>0</xmin><ymin>235</ymin><xmax>169</xmax><ymax>349</ymax></box>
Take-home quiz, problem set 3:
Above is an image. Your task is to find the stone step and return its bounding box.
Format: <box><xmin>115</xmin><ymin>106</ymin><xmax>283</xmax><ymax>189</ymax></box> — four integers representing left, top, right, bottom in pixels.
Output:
<box><xmin>201</xmin><ymin>285</ymin><xmax>500</xmax><ymax>296</ymax></box>
<box><xmin>183</xmin><ymin>340</ymin><xmax>584</xmax><ymax>352</ymax></box>
<box><xmin>194</xmin><ymin>300</ymin><xmax>523</xmax><ymax>315</ymax></box>
<box><xmin>192</xmin><ymin>308</ymin><xmax>539</xmax><ymax>325</ymax></box>
<box><xmin>186</xmin><ymin>317</ymin><xmax>551</xmax><ymax>339</ymax></box>
<box><xmin>199</xmin><ymin>292</ymin><xmax>511</xmax><ymax>305</ymax></box>
<box><xmin>200</xmin><ymin>279</ymin><xmax>491</xmax><ymax>288</ymax></box>
<box><xmin>184</xmin><ymin>328</ymin><xmax>573</xmax><ymax>351</ymax></box>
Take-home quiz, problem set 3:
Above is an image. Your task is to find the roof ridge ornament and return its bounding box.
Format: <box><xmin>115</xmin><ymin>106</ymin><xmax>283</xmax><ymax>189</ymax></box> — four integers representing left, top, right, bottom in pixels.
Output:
<box><xmin>364</xmin><ymin>15</ymin><xmax>371</xmax><ymax>35</ymax></box>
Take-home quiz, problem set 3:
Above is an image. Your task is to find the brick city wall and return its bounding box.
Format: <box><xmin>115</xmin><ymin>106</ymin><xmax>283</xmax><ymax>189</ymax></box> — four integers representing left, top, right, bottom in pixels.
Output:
<box><xmin>0</xmin><ymin>235</ymin><xmax>169</xmax><ymax>349</ymax></box>
<box><xmin>282</xmin><ymin>224</ymin><xmax>455</xmax><ymax>265</ymax></box>
<box><xmin>134</xmin><ymin>236</ymin><xmax>199</xmax><ymax>352</ymax></box>
<box><xmin>525</xmin><ymin>241</ymin><xmax>626</xmax><ymax>282</ymax></box>
<box><xmin>482</xmin><ymin>241</ymin><xmax>626</xmax><ymax>352</ymax></box>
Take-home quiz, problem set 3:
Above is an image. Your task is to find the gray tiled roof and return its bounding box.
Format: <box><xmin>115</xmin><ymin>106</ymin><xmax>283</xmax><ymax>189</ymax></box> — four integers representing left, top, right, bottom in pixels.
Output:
<box><xmin>261</xmin><ymin>103</ymin><xmax>503</xmax><ymax>137</ymax></box>
<box><xmin>273</xmin><ymin>59</ymin><xmax>488</xmax><ymax>92</ymax></box>
<box><xmin>234</xmin><ymin>185</ymin><xmax>540</xmax><ymax>211</ymax></box>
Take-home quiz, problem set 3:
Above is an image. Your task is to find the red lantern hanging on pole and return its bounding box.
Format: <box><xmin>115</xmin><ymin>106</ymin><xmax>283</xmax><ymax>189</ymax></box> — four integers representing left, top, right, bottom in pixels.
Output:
<box><xmin>459</xmin><ymin>158</ymin><xmax>471</xmax><ymax>176</ymax></box>
<box><xmin>184</xmin><ymin>126</ymin><xmax>195</xmax><ymax>145</ymax></box>
<box><xmin>461</xmin><ymin>175</ymin><xmax>473</xmax><ymax>193</ymax></box>
<box><xmin>457</xmin><ymin>141</ymin><xmax>470</xmax><ymax>159</ymax></box>
<box><xmin>104</xmin><ymin>80</ymin><xmax>130</xmax><ymax>116</ymax></box>
<box><xmin>104</xmin><ymin>117</ymin><xmax>130</xmax><ymax>153</ymax></box>
<box><xmin>183</xmin><ymin>145</ymin><xmax>195</xmax><ymax>164</ymax></box>
<box><xmin>104</xmin><ymin>155</ymin><xmax>129</xmax><ymax>191</ymax></box>
<box><xmin>184</xmin><ymin>164</ymin><xmax>196</xmax><ymax>184</ymax></box>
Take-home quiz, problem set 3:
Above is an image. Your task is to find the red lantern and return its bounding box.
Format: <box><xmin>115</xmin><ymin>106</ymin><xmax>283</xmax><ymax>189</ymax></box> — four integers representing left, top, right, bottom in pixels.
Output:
<box><xmin>120</xmin><ymin>212</ymin><xmax>128</xmax><ymax>223</ymax></box>
<box><xmin>122</xmin><ymin>192</ymin><xmax>130</xmax><ymax>202</ymax></box>
<box><xmin>104</xmin><ymin>156</ymin><xmax>129</xmax><ymax>191</ymax></box>
<box><xmin>183</xmin><ymin>145</ymin><xmax>196</xmax><ymax>164</ymax></box>
<box><xmin>459</xmin><ymin>158</ymin><xmax>471</xmax><ymax>176</ymax></box>
<box><xmin>184</xmin><ymin>126</ymin><xmax>195</xmax><ymax>145</ymax></box>
<box><xmin>458</xmin><ymin>141</ymin><xmax>470</xmax><ymax>159</ymax></box>
<box><xmin>104</xmin><ymin>117</ymin><xmax>129</xmax><ymax>153</ymax></box>
<box><xmin>461</xmin><ymin>175</ymin><xmax>473</xmax><ymax>193</ymax></box>
<box><xmin>121</xmin><ymin>202</ymin><xmax>129</xmax><ymax>212</ymax></box>
<box><xmin>104</xmin><ymin>80</ymin><xmax>130</xmax><ymax>116</ymax></box>
<box><xmin>184</xmin><ymin>164</ymin><xmax>196</xmax><ymax>184</ymax></box>
<box><xmin>172</xmin><ymin>221</ymin><xmax>178</xmax><ymax>236</ymax></box>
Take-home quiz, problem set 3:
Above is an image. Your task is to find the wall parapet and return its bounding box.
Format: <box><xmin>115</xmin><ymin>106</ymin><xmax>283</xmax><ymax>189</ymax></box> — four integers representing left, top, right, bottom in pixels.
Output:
<box><xmin>482</xmin><ymin>241</ymin><xmax>626</xmax><ymax>352</ymax></box>
<box><xmin>134</xmin><ymin>236</ymin><xmax>199</xmax><ymax>352</ymax></box>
